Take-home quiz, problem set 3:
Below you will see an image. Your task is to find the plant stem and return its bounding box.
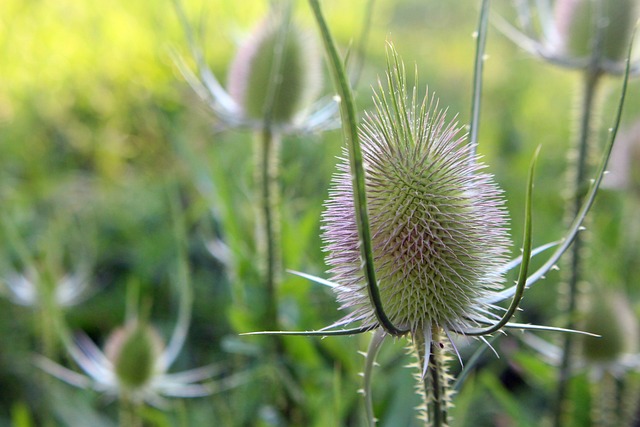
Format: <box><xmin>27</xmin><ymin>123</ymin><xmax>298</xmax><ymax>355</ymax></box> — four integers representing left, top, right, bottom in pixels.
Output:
<box><xmin>430</xmin><ymin>330</ymin><xmax>451</xmax><ymax>427</ymax></box>
<box><xmin>254</xmin><ymin>127</ymin><xmax>282</xmax><ymax>333</ymax></box>
<box><xmin>364</xmin><ymin>330</ymin><xmax>387</xmax><ymax>427</ymax></box>
<box><xmin>468</xmin><ymin>0</ymin><xmax>490</xmax><ymax>158</ymax></box>
<box><xmin>553</xmin><ymin>68</ymin><xmax>602</xmax><ymax>427</ymax></box>
<box><xmin>255</xmin><ymin>126</ymin><xmax>304</xmax><ymax>422</ymax></box>
<box><xmin>592</xmin><ymin>372</ymin><xmax>618</xmax><ymax>427</ymax></box>
<box><xmin>38</xmin><ymin>274</ymin><xmax>59</xmax><ymax>427</ymax></box>
<box><xmin>414</xmin><ymin>327</ymin><xmax>451</xmax><ymax>427</ymax></box>
<box><xmin>118</xmin><ymin>397</ymin><xmax>142</xmax><ymax>427</ymax></box>
<box><xmin>307</xmin><ymin>0</ymin><xmax>406</xmax><ymax>336</ymax></box>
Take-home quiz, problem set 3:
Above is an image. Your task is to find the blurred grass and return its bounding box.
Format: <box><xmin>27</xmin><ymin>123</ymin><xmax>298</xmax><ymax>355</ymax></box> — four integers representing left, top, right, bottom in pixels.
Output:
<box><xmin>1</xmin><ymin>0</ymin><xmax>639</xmax><ymax>426</ymax></box>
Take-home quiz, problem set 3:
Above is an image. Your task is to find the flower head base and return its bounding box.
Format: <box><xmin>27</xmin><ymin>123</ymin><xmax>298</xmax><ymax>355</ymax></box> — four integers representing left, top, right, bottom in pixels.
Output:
<box><xmin>321</xmin><ymin>58</ymin><xmax>511</xmax><ymax>335</ymax></box>
<box><xmin>227</xmin><ymin>8</ymin><xmax>322</xmax><ymax>127</ymax></box>
<box><xmin>104</xmin><ymin>321</ymin><xmax>164</xmax><ymax>392</ymax></box>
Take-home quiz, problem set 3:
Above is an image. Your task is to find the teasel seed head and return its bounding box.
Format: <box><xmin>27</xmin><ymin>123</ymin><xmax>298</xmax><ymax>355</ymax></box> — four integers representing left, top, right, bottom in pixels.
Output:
<box><xmin>581</xmin><ymin>289</ymin><xmax>638</xmax><ymax>364</ymax></box>
<box><xmin>554</xmin><ymin>0</ymin><xmax>640</xmax><ymax>63</ymax></box>
<box><xmin>227</xmin><ymin>8</ymin><xmax>322</xmax><ymax>127</ymax></box>
<box><xmin>321</xmin><ymin>50</ymin><xmax>512</xmax><ymax>336</ymax></box>
<box><xmin>104</xmin><ymin>320</ymin><xmax>164</xmax><ymax>391</ymax></box>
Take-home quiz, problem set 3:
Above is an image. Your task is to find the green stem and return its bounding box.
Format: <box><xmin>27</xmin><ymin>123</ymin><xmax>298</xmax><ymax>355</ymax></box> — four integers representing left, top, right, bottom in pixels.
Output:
<box><xmin>254</xmin><ymin>127</ymin><xmax>282</xmax><ymax>333</ymax></box>
<box><xmin>307</xmin><ymin>0</ymin><xmax>407</xmax><ymax>336</ymax></box>
<box><xmin>621</xmin><ymin>373</ymin><xmax>640</xmax><ymax>427</ymax></box>
<box><xmin>350</xmin><ymin>0</ymin><xmax>376</xmax><ymax>87</ymax></box>
<box><xmin>37</xmin><ymin>303</ymin><xmax>56</xmax><ymax>427</ymax></box>
<box><xmin>118</xmin><ymin>396</ymin><xmax>142</xmax><ymax>427</ymax></box>
<box><xmin>414</xmin><ymin>327</ymin><xmax>451</xmax><ymax>427</ymax></box>
<box><xmin>591</xmin><ymin>372</ymin><xmax>618</xmax><ymax>427</ymax></box>
<box><xmin>468</xmin><ymin>0</ymin><xmax>490</xmax><ymax>157</ymax></box>
<box><xmin>429</xmin><ymin>361</ymin><xmax>445</xmax><ymax>427</ymax></box>
<box><xmin>553</xmin><ymin>68</ymin><xmax>602</xmax><ymax>427</ymax></box>
<box><xmin>363</xmin><ymin>330</ymin><xmax>386</xmax><ymax>427</ymax></box>
<box><xmin>255</xmin><ymin>126</ymin><xmax>303</xmax><ymax>421</ymax></box>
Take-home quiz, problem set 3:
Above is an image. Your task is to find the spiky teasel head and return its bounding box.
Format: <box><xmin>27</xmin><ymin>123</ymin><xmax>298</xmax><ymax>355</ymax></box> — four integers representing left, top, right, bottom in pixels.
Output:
<box><xmin>104</xmin><ymin>320</ymin><xmax>164</xmax><ymax>391</ymax></box>
<box><xmin>554</xmin><ymin>0</ymin><xmax>640</xmax><ymax>63</ymax></box>
<box><xmin>321</xmin><ymin>48</ymin><xmax>512</xmax><ymax>337</ymax></box>
<box><xmin>227</xmin><ymin>6</ymin><xmax>322</xmax><ymax>127</ymax></box>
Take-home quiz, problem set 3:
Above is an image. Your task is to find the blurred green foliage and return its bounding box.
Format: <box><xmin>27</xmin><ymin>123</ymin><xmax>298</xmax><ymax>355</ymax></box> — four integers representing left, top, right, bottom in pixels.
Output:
<box><xmin>1</xmin><ymin>0</ymin><xmax>640</xmax><ymax>426</ymax></box>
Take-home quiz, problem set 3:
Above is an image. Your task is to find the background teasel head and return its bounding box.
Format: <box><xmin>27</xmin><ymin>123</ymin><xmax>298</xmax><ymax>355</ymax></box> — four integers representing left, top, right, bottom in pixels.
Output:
<box><xmin>226</xmin><ymin>6</ymin><xmax>322</xmax><ymax>128</ymax></box>
<box><xmin>496</xmin><ymin>0</ymin><xmax>640</xmax><ymax>73</ymax></box>
<box><xmin>553</xmin><ymin>0</ymin><xmax>640</xmax><ymax>64</ymax></box>
<box><xmin>173</xmin><ymin>1</ymin><xmax>337</xmax><ymax>133</ymax></box>
<box><xmin>104</xmin><ymin>320</ymin><xmax>164</xmax><ymax>392</ymax></box>
<box><xmin>580</xmin><ymin>289</ymin><xmax>639</xmax><ymax>366</ymax></box>
<box><xmin>321</xmin><ymin>49</ymin><xmax>512</xmax><ymax>336</ymax></box>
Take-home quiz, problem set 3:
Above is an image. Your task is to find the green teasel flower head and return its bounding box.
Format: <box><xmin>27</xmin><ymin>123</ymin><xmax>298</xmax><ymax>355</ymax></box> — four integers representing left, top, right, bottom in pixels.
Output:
<box><xmin>173</xmin><ymin>0</ymin><xmax>338</xmax><ymax>133</ymax></box>
<box><xmin>36</xmin><ymin>315</ymin><xmax>218</xmax><ymax>407</ymax></box>
<box><xmin>580</xmin><ymin>288</ymin><xmax>639</xmax><ymax>365</ymax></box>
<box><xmin>104</xmin><ymin>320</ymin><xmax>164</xmax><ymax>391</ymax></box>
<box><xmin>321</xmin><ymin>54</ymin><xmax>512</xmax><ymax>336</ymax></box>
<box><xmin>227</xmin><ymin>6</ymin><xmax>322</xmax><ymax>128</ymax></box>
<box><xmin>554</xmin><ymin>0</ymin><xmax>640</xmax><ymax>64</ymax></box>
<box><xmin>497</xmin><ymin>0</ymin><xmax>640</xmax><ymax>74</ymax></box>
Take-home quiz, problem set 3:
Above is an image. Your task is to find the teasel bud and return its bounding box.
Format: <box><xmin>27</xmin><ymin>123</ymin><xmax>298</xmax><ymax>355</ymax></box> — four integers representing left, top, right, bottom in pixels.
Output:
<box><xmin>321</xmin><ymin>56</ymin><xmax>512</xmax><ymax>337</ymax></box>
<box><xmin>554</xmin><ymin>0</ymin><xmax>640</xmax><ymax>64</ymax></box>
<box><xmin>104</xmin><ymin>321</ymin><xmax>164</xmax><ymax>391</ymax></box>
<box><xmin>580</xmin><ymin>290</ymin><xmax>638</xmax><ymax>364</ymax></box>
<box><xmin>227</xmin><ymin>7</ymin><xmax>322</xmax><ymax>128</ymax></box>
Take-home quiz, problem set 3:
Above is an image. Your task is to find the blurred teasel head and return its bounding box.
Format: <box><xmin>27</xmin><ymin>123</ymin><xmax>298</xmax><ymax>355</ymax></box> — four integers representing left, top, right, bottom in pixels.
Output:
<box><xmin>104</xmin><ymin>320</ymin><xmax>164</xmax><ymax>393</ymax></box>
<box><xmin>173</xmin><ymin>1</ymin><xmax>333</xmax><ymax>133</ymax></box>
<box><xmin>321</xmin><ymin>49</ymin><xmax>512</xmax><ymax>336</ymax></box>
<box><xmin>580</xmin><ymin>289</ymin><xmax>639</xmax><ymax>367</ymax></box>
<box><xmin>554</xmin><ymin>0</ymin><xmax>639</xmax><ymax>64</ymax></box>
<box><xmin>498</xmin><ymin>0</ymin><xmax>640</xmax><ymax>74</ymax></box>
<box><xmin>227</xmin><ymin>6</ymin><xmax>322</xmax><ymax>128</ymax></box>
